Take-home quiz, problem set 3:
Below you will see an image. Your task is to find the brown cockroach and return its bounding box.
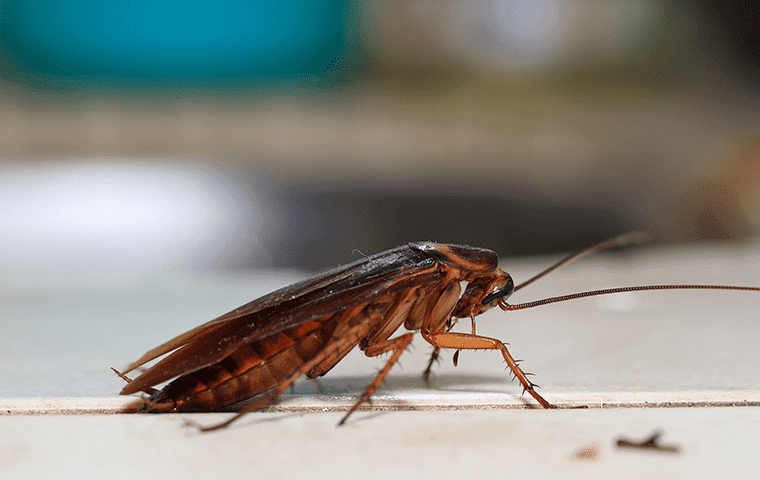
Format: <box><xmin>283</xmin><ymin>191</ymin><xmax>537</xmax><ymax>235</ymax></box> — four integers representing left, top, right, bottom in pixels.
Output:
<box><xmin>115</xmin><ymin>232</ymin><xmax>760</xmax><ymax>431</ymax></box>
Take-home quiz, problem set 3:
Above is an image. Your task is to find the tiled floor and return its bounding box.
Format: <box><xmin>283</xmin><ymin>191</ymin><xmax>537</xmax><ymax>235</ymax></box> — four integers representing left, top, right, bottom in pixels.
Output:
<box><xmin>2</xmin><ymin>241</ymin><xmax>759</xmax><ymax>478</ymax></box>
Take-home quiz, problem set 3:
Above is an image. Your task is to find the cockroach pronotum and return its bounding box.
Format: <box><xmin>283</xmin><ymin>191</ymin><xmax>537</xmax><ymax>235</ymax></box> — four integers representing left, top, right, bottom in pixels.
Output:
<box><xmin>114</xmin><ymin>232</ymin><xmax>760</xmax><ymax>431</ymax></box>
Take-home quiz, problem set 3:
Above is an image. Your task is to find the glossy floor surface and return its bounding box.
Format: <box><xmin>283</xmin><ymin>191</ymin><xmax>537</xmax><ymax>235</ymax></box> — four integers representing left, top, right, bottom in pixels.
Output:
<box><xmin>2</xmin><ymin>241</ymin><xmax>759</xmax><ymax>478</ymax></box>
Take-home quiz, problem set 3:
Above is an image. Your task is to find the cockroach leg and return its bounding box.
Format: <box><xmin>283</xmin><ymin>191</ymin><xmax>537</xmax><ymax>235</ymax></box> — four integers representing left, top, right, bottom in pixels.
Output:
<box><xmin>422</xmin><ymin>347</ymin><xmax>440</xmax><ymax>384</ymax></box>
<box><xmin>447</xmin><ymin>316</ymin><xmax>478</xmax><ymax>367</ymax></box>
<box><xmin>188</xmin><ymin>389</ymin><xmax>283</xmax><ymax>432</ymax></box>
<box><xmin>339</xmin><ymin>333</ymin><xmax>415</xmax><ymax>425</ymax></box>
<box><xmin>423</xmin><ymin>314</ymin><xmax>466</xmax><ymax>381</ymax></box>
<box><xmin>422</xmin><ymin>331</ymin><xmax>554</xmax><ymax>409</ymax></box>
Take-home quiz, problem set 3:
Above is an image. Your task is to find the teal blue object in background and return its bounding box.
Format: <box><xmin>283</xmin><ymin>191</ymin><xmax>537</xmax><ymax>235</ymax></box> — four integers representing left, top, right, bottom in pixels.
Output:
<box><xmin>0</xmin><ymin>0</ymin><xmax>357</xmax><ymax>83</ymax></box>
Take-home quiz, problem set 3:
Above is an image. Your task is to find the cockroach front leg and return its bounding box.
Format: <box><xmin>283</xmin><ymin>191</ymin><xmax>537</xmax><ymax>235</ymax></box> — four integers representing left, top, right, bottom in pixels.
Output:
<box><xmin>421</xmin><ymin>331</ymin><xmax>555</xmax><ymax>409</ymax></box>
<box><xmin>340</xmin><ymin>332</ymin><xmax>415</xmax><ymax>425</ymax></box>
<box><xmin>422</xmin><ymin>316</ymin><xmax>463</xmax><ymax>383</ymax></box>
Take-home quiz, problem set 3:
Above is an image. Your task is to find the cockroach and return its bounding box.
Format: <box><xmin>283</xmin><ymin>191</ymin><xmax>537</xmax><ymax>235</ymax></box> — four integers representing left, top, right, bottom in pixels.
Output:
<box><xmin>114</xmin><ymin>232</ymin><xmax>760</xmax><ymax>431</ymax></box>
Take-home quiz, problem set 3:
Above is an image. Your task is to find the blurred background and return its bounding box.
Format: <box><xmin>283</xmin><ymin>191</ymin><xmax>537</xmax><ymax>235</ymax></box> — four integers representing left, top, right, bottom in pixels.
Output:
<box><xmin>1</xmin><ymin>0</ymin><xmax>759</xmax><ymax>275</ymax></box>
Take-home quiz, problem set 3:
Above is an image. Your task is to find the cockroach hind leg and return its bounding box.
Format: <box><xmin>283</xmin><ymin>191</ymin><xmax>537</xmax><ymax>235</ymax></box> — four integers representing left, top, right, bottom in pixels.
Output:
<box><xmin>188</xmin><ymin>390</ymin><xmax>283</xmax><ymax>432</ymax></box>
<box><xmin>339</xmin><ymin>393</ymin><xmax>372</xmax><ymax>426</ymax></box>
<box><xmin>340</xmin><ymin>333</ymin><xmax>415</xmax><ymax>426</ymax></box>
<box><xmin>183</xmin><ymin>418</ymin><xmax>203</xmax><ymax>430</ymax></box>
<box><xmin>183</xmin><ymin>415</ymin><xmax>236</xmax><ymax>433</ymax></box>
<box><xmin>184</xmin><ymin>417</ymin><xmax>231</xmax><ymax>433</ymax></box>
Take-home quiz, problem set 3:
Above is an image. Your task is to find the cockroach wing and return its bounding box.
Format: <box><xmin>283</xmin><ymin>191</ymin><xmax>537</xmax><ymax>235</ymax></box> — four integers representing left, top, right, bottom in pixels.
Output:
<box><xmin>121</xmin><ymin>245</ymin><xmax>427</xmax><ymax>374</ymax></box>
<box><xmin>121</xmin><ymin>244</ymin><xmax>444</xmax><ymax>395</ymax></box>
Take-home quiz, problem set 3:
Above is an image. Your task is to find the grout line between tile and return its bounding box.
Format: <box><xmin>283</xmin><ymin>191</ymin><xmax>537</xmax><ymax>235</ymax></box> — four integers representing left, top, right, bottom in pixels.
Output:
<box><xmin>2</xmin><ymin>390</ymin><xmax>760</xmax><ymax>415</ymax></box>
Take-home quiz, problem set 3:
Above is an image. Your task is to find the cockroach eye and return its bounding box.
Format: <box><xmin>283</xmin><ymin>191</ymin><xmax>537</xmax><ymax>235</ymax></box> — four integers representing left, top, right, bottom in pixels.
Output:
<box><xmin>482</xmin><ymin>277</ymin><xmax>515</xmax><ymax>305</ymax></box>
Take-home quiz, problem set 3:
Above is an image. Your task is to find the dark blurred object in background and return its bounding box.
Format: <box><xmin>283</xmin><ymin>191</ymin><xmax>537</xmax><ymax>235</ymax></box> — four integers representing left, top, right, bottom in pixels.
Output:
<box><xmin>703</xmin><ymin>2</ymin><xmax>760</xmax><ymax>83</ymax></box>
<box><xmin>262</xmin><ymin>186</ymin><xmax>635</xmax><ymax>270</ymax></box>
<box><xmin>1</xmin><ymin>1</ymin><xmax>759</xmax><ymax>274</ymax></box>
<box><xmin>664</xmin><ymin>134</ymin><xmax>760</xmax><ymax>242</ymax></box>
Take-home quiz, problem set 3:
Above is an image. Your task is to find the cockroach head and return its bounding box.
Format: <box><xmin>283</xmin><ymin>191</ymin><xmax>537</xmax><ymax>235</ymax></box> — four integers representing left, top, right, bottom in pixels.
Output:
<box><xmin>453</xmin><ymin>273</ymin><xmax>514</xmax><ymax>317</ymax></box>
<box><xmin>481</xmin><ymin>276</ymin><xmax>514</xmax><ymax>305</ymax></box>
